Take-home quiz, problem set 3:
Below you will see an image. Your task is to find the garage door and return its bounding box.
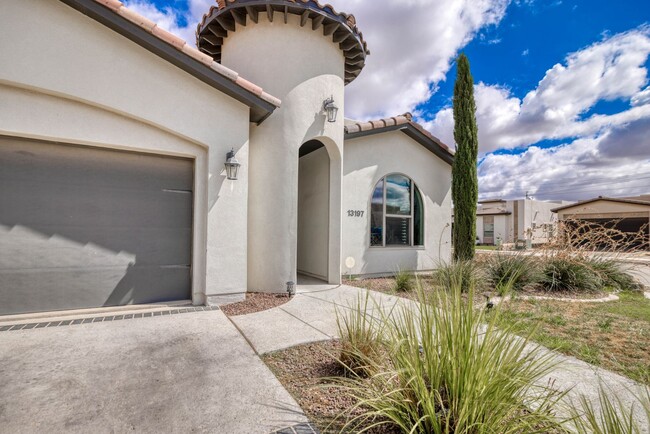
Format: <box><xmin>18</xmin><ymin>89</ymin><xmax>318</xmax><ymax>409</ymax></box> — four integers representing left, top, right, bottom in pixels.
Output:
<box><xmin>0</xmin><ymin>137</ymin><xmax>193</xmax><ymax>315</ymax></box>
<box><xmin>569</xmin><ymin>217</ymin><xmax>649</xmax><ymax>250</ymax></box>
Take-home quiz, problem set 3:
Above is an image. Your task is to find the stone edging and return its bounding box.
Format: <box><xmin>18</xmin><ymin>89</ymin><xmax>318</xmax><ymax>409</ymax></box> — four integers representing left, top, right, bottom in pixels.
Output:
<box><xmin>494</xmin><ymin>293</ymin><xmax>620</xmax><ymax>304</ymax></box>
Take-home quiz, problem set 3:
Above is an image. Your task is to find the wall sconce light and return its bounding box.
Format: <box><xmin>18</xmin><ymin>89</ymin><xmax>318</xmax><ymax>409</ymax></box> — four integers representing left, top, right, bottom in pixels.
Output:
<box><xmin>323</xmin><ymin>96</ymin><xmax>339</xmax><ymax>123</ymax></box>
<box><xmin>224</xmin><ymin>148</ymin><xmax>241</xmax><ymax>180</ymax></box>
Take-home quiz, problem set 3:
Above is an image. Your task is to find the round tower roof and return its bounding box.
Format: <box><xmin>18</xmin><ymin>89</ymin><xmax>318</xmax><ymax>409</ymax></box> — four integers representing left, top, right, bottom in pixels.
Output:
<box><xmin>196</xmin><ymin>0</ymin><xmax>369</xmax><ymax>85</ymax></box>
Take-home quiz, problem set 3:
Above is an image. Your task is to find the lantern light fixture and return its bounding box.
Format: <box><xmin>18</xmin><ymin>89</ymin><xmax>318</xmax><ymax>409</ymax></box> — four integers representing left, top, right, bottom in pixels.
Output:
<box><xmin>323</xmin><ymin>96</ymin><xmax>338</xmax><ymax>123</ymax></box>
<box><xmin>224</xmin><ymin>148</ymin><xmax>241</xmax><ymax>180</ymax></box>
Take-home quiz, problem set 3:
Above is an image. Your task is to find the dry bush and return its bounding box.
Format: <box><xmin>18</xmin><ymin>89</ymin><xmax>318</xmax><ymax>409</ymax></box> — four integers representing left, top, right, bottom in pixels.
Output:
<box><xmin>546</xmin><ymin>218</ymin><xmax>648</xmax><ymax>254</ymax></box>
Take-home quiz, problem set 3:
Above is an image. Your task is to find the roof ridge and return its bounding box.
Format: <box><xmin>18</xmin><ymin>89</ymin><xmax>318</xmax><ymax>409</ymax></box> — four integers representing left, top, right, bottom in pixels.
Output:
<box><xmin>92</xmin><ymin>0</ymin><xmax>281</xmax><ymax>108</ymax></box>
<box><xmin>345</xmin><ymin>113</ymin><xmax>451</xmax><ymax>150</ymax></box>
<box><xmin>344</xmin><ymin>113</ymin><xmax>455</xmax><ymax>162</ymax></box>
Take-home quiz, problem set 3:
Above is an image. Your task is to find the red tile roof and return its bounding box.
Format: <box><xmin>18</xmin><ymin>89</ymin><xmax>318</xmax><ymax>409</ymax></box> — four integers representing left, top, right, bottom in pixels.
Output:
<box><xmin>345</xmin><ymin>113</ymin><xmax>455</xmax><ymax>164</ymax></box>
<box><xmin>92</xmin><ymin>0</ymin><xmax>281</xmax><ymax>108</ymax></box>
<box><xmin>197</xmin><ymin>0</ymin><xmax>369</xmax><ymax>84</ymax></box>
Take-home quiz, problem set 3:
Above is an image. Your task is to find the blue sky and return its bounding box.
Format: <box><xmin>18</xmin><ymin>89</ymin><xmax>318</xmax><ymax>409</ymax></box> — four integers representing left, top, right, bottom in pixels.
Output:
<box><xmin>424</xmin><ymin>0</ymin><xmax>650</xmax><ymax>118</ymax></box>
<box><xmin>127</xmin><ymin>0</ymin><xmax>650</xmax><ymax>201</ymax></box>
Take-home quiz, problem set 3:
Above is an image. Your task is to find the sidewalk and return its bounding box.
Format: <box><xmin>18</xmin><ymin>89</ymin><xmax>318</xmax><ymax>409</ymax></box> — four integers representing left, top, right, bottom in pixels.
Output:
<box><xmin>232</xmin><ymin>283</ymin><xmax>649</xmax><ymax>432</ymax></box>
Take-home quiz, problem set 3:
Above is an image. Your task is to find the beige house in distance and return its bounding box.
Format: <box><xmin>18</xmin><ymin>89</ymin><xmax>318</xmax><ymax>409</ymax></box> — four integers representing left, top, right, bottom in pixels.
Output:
<box><xmin>476</xmin><ymin>198</ymin><xmax>573</xmax><ymax>246</ymax></box>
<box><xmin>552</xmin><ymin>195</ymin><xmax>650</xmax><ymax>250</ymax></box>
<box><xmin>0</xmin><ymin>0</ymin><xmax>454</xmax><ymax>316</ymax></box>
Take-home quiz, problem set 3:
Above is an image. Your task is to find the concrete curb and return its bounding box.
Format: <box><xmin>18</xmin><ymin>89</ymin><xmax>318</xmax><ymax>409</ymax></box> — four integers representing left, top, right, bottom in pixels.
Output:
<box><xmin>494</xmin><ymin>293</ymin><xmax>620</xmax><ymax>304</ymax></box>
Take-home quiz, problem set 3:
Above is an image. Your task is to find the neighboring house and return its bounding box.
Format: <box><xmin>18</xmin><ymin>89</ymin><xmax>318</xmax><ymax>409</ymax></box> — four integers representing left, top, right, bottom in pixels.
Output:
<box><xmin>552</xmin><ymin>195</ymin><xmax>650</xmax><ymax>250</ymax></box>
<box><xmin>475</xmin><ymin>198</ymin><xmax>573</xmax><ymax>246</ymax></box>
<box><xmin>0</xmin><ymin>0</ymin><xmax>453</xmax><ymax>315</ymax></box>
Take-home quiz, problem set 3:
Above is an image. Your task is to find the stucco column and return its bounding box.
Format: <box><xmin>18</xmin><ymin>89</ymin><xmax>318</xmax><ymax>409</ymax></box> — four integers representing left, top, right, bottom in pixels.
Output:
<box><xmin>221</xmin><ymin>13</ymin><xmax>346</xmax><ymax>292</ymax></box>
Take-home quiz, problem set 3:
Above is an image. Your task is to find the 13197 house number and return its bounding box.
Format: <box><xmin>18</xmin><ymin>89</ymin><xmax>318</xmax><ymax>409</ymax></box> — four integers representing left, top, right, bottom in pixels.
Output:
<box><xmin>347</xmin><ymin>210</ymin><xmax>364</xmax><ymax>217</ymax></box>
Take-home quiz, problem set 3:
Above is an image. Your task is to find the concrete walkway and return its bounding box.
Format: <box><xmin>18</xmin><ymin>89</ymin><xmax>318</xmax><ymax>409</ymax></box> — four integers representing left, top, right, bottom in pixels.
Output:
<box><xmin>0</xmin><ymin>308</ymin><xmax>308</xmax><ymax>434</ymax></box>
<box><xmin>231</xmin><ymin>279</ymin><xmax>412</xmax><ymax>355</ymax></box>
<box><xmin>233</xmin><ymin>282</ymin><xmax>649</xmax><ymax>432</ymax></box>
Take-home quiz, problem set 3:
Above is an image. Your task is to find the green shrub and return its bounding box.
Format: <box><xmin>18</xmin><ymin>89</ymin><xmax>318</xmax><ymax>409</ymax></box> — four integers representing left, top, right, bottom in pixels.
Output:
<box><xmin>336</xmin><ymin>284</ymin><xmax>564</xmax><ymax>433</ymax></box>
<box><xmin>393</xmin><ymin>269</ymin><xmax>414</xmax><ymax>292</ymax></box>
<box><xmin>588</xmin><ymin>259</ymin><xmax>640</xmax><ymax>291</ymax></box>
<box><xmin>568</xmin><ymin>384</ymin><xmax>650</xmax><ymax>434</ymax></box>
<box><xmin>431</xmin><ymin>260</ymin><xmax>482</xmax><ymax>293</ymax></box>
<box><xmin>484</xmin><ymin>253</ymin><xmax>540</xmax><ymax>295</ymax></box>
<box><xmin>539</xmin><ymin>255</ymin><xmax>602</xmax><ymax>292</ymax></box>
<box><xmin>335</xmin><ymin>293</ymin><xmax>385</xmax><ymax>378</ymax></box>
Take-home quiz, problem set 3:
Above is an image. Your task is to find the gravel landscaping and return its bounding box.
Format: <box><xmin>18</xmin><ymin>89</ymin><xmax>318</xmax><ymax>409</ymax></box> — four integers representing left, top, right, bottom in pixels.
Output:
<box><xmin>263</xmin><ymin>340</ymin><xmax>398</xmax><ymax>434</ymax></box>
<box><xmin>220</xmin><ymin>292</ymin><xmax>291</xmax><ymax>316</ymax></box>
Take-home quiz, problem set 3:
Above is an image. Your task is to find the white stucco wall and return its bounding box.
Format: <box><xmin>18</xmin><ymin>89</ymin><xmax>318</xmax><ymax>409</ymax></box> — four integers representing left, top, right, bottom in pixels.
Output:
<box><xmin>476</xmin><ymin>216</ymin><xmax>485</xmax><ymax>244</ymax></box>
<box><xmin>297</xmin><ymin>148</ymin><xmax>330</xmax><ymax>279</ymax></box>
<box><xmin>524</xmin><ymin>199</ymin><xmax>561</xmax><ymax>244</ymax></box>
<box><xmin>494</xmin><ymin>215</ymin><xmax>509</xmax><ymax>243</ymax></box>
<box><xmin>476</xmin><ymin>215</ymin><xmax>509</xmax><ymax>245</ymax></box>
<box><xmin>342</xmin><ymin>131</ymin><xmax>452</xmax><ymax>276</ymax></box>
<box><xmin>221</xmin><ymin>12</ymin><xmax>346</xmax><ymax>290</ymax></box>
<box><xmin>0</xmin><ymin>0</ymin><xmax>252</xmax><ymax>304</ymax></box>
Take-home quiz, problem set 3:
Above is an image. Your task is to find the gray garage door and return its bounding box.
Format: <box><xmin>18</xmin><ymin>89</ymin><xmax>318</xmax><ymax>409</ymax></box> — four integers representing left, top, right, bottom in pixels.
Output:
<box><xmin>0</xmin><ymin>137</ymin><xmax>193</xmax><ymax>315</ymax></box>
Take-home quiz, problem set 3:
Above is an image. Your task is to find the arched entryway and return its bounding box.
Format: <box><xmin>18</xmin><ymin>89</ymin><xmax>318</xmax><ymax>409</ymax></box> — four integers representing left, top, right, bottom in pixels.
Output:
<box><xmin>297</xmin><ymin>140</ymin><xmax>330</xmax><ymax>282</ymax></box>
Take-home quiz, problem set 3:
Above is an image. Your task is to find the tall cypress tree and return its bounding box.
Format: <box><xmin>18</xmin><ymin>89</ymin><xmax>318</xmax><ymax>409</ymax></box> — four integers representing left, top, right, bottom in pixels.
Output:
<box><xmin>452</xmin><ymin>53</ymin><xmax>479</xmax><ymax>262</ymax></box>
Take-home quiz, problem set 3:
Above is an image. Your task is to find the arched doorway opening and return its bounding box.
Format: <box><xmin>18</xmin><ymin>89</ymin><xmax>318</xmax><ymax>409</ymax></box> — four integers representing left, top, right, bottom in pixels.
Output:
<box><xmin>297</xmin><ymin>140</ymin><xmax>330</xmax><ymax>282</ymax></box>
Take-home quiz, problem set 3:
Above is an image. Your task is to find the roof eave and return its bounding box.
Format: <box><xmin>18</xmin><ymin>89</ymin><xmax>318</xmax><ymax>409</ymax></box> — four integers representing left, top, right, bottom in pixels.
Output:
<box><xmin>60</xmin><ymin>0</ymin><xmax>277</xmax><ymax>124</ymax></box>
<box><xmin>552</xmin><ymin>197</ymin><xmax>650</xmax><ymax>213</ymax></box>
<box><xmin>477</xmin><ymin>212</ymin><xmax>512</xmax><ymax>216</ymax></box>
<box><xmin>345</xmin><ymin>124</ymin><xmax>454</xmax><ymax>166</ymax></box>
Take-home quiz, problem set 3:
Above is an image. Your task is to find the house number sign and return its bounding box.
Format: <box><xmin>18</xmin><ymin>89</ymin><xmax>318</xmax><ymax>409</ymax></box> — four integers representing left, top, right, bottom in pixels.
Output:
<box><xmin>347</xmin><ymin>210</ymin><xmax>365</xmax><ymax>217</ymax></box>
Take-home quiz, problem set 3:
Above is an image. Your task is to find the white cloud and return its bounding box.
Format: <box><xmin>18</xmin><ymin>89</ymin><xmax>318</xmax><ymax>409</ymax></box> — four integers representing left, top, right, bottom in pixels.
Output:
<box><xmin>426</xmin><ymin>27</ymin><xmax>650</xmax><ymax>153</ymax></box>
<box><xmin>123</xmin><ymin>0</ymin><xmax>212</xmax><ymax>44</ymax></box>
<box><xmin>343</xmin><ymin>0</ymin><xmax>510</xmax><ymax>119</ymax></box>
<box><xmin>124</xmin><ymin>0</ymin><xmax>511</xmax><ymax>120</ymax></box>
<box><xmin>632</xmin><ymin>86</ymin><xmax>650</xmax><ymax>106</ymax></box>
<box><xmin>478</xmin><ymin>130</ymin><xmax>650</xmax><ymax>201</ymax></box>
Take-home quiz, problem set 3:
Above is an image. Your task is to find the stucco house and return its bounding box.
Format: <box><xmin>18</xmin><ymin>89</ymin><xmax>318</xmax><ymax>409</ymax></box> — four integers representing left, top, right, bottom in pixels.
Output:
<box><xmin>475</xmin><ymin>198</ymin><xmax>573</xmax><ymax>246</ymax></box>
<box><xmin>552</xmin><ymin>195</ymin><xmax>650</xmax><ymax>250</ymax></box>
<box><xmin>0</xmin><ymin>0</ymin><xmax>453</xmax><ymax>315</ymax></box>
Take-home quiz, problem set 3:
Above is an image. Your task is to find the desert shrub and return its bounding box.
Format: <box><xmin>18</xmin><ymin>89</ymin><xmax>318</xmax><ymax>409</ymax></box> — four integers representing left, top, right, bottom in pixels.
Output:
<box><xmin>587</xmin><ymin>259</ymin><xmax>640</xmax><ymax>291</ymax></box>
<box><xmin>336</xmin><ymin>283</ymin><xmax>564</xmax><ymax>433</ymax></box>
<box><xmin>568</xmin><ymin>384</ymin><xmax>650</xmax><ymax>434</ymax></box>
<box><xmin>550</xmin><ymin>217</ymin><xmax>649</xmax><ymax>253</ymax></box>
<box><xmin>484</xmin><ymin>253</ymin><xmax>540</xmax><ymax>295</ymax></box>
<box><xmin>431</xmin><ymin>260</ymin><xmax>483</xmax><ymax>293</ymax></box>
<box><xmin>393</xmin><ymin>269</ymin><xmax>414</xmax><ymax>292</ymax></box>
<box><xmin>335</xmin><ymin>293</ymin><xmax>385</xmax><ymax>378</ymax></box>
<box><xmin>539</xmin><ymin>254</ymin><xmax>602</xmax><ymax>293</ymax></box>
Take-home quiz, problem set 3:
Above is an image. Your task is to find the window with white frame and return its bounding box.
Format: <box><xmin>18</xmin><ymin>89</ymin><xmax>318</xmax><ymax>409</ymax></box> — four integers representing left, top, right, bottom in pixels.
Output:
<box><xmin>370</xmin><ymin>174</ymin><xmax>424</xmax><ymax>247</ymax></box>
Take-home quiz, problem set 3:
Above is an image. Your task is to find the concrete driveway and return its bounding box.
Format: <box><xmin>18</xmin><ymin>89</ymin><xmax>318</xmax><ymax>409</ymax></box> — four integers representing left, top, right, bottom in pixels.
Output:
<box><xmin>0</xmin><ymin>308</ymin><xmax>307</xmax><ymax>433</ymax></box>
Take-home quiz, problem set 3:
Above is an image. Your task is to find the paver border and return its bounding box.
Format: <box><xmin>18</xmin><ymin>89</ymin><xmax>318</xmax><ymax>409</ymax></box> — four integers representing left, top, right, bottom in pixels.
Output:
<box><xmin>0</xmin><ymin>306</ymin><xmax>220</xmax><ymax>332</ymax></box>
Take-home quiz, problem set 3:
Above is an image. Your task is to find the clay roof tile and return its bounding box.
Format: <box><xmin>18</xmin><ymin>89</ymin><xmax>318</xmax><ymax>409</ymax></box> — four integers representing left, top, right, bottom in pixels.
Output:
<box><xmin>344</xmin><ymin>113</ymin><xmax>454</xmax><ymax>163</ymax></box>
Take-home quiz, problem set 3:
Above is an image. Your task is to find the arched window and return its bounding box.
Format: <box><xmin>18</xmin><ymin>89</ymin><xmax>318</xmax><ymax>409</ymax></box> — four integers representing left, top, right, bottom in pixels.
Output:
<box><xmin>370</xmin><ymin>174</ymin><xmax>424</xmax><ymax>247</ymax></box>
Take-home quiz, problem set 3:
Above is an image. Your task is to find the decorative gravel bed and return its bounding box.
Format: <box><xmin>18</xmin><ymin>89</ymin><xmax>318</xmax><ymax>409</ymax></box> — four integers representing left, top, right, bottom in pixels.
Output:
<box><xmin>220</xmin><ymin>292</ymin><xmax>291</xmax><ymax>316</ymax></box>
<box><xmin>263</xmin><ymin>340</ymin><xmax>398</xmax><ymax>434</ymax></box>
